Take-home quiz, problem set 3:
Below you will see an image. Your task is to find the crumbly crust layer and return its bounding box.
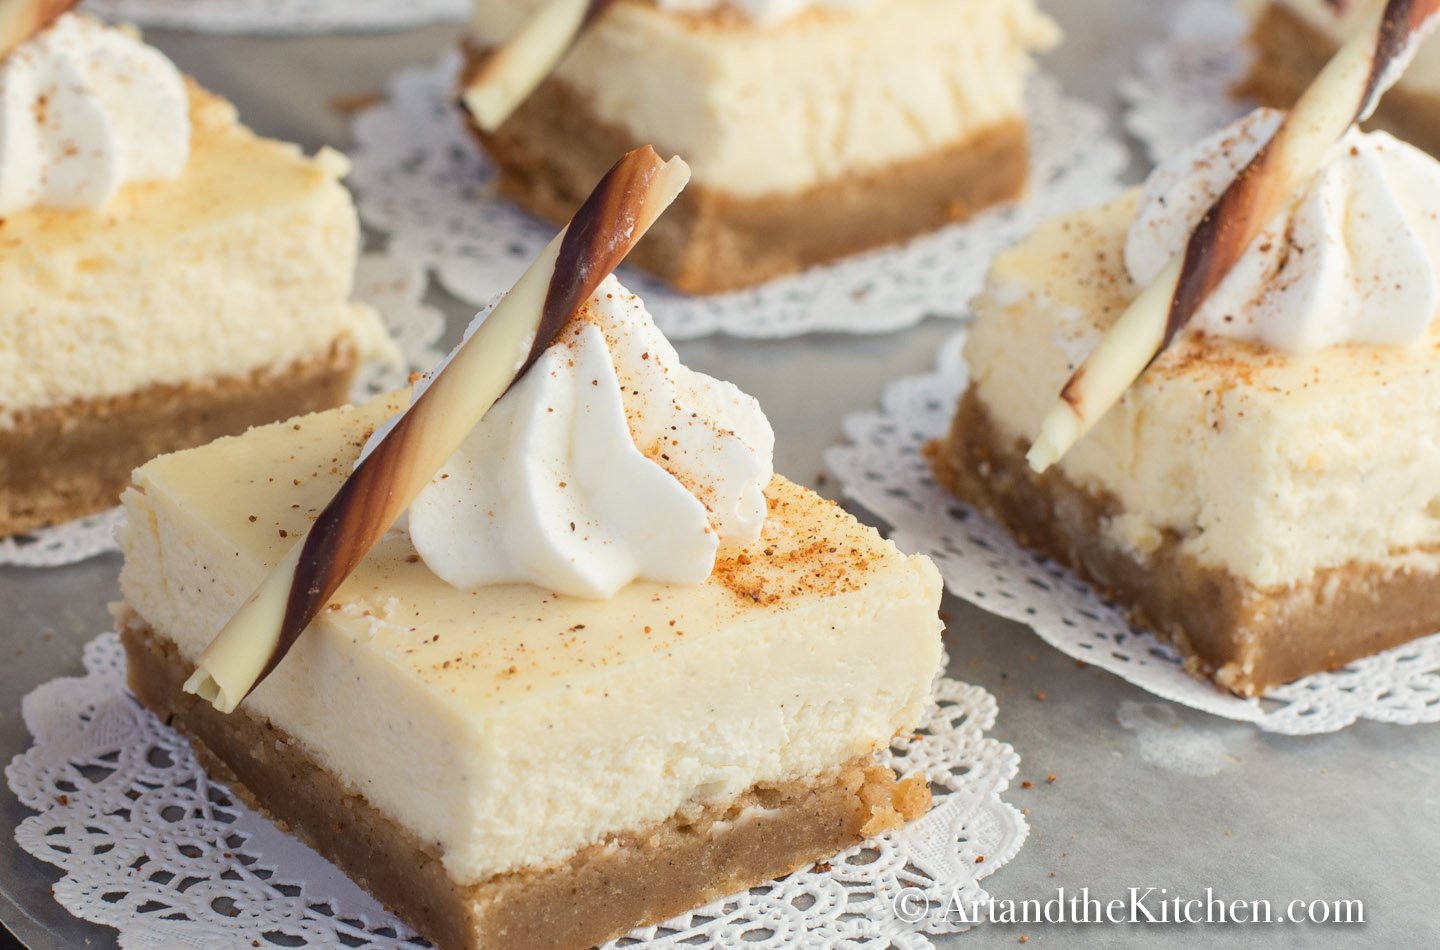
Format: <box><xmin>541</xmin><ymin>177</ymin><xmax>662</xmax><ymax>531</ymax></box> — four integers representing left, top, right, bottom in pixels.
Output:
<box><xmin>119</xmin><ymin>609</ymin><xmax>930</xmax><ymax>950</ymax></box>
<box><xmin>1240</xmin><ymin>3</ymin><xmax>1440</xmax><ymax>156</ymax></box>
<box><xmin>929</xmin><ymin>388</ymin><xmax>1440</xmax><ymax>696</ymax></box>
<box><xmin>463</xmin><ymin>44</ymin><xmax>1028</xmax><ymax>294</ymax></box>
<box><xmin>0</xmin><ymin>344</ymin><xmax>356</xmax><ymax>536</ymax></box>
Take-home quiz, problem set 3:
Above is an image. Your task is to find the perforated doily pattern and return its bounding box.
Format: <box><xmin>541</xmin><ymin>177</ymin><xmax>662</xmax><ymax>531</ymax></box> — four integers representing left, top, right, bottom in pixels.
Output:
<box><xmin>826</xmin><ymin>330</ymin><xmax>1440</xmax><ymax>735</ymax></box>
<box><xmin>349</xmin><ymin>53</ymin><xmax>1127</xmax><ymax>340</ymax></box>
<box><xmin>1119</xmin><ymin>0</ymin><xmax>1255</xmax><ymax>165</ymax></box>
<box><xmin>0</xmin><ymin>252</ymin><xmax>446</xmax><ymax>568</ymax></box>
<box><xmin>81</xmin><ymin>0</ymin><xmax>466</xmax><ymax>34</ymax></box>
<box><xmin>8</xmin><ymin>634</ymin><xmax>1026</xmax><ymax>948</ymax></box>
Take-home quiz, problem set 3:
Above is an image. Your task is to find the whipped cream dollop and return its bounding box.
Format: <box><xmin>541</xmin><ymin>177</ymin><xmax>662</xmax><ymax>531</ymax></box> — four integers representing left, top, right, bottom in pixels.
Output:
<box><xmin>370</xmin><ymin>276</ymin><xmax>775</xmax><ymax>599</ymax></box>
<box><xmin>0</xmin><ymin>14</ymin><xmax>190</xmax><ymax>216</ymax></box>
<box><xmin>656</xmin><ymin>0</ymin><xmax>870</xmax><ymax>27</ymax></box>
<box><xmin>1126</xmin><ymin>108</ymin><xmax>1440</xmax><ymax>352</ymax></box>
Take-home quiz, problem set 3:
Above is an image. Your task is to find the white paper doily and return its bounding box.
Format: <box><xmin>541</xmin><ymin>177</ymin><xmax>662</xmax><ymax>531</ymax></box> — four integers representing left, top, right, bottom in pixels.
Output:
<box><xmin>8</xmin><ymin>632</ymin><xmax>1025</xmax><ymax>948</ymax></box>
<box><xmin>1119</xmin><ymin>0</ymin><xmax>1255</xmax><ymax>166</ymax></box>
<box><xmin>350</xmin><ymin>52</ymin><xmax>1127</xmax><ymax>341</ymax></box>
<box><xmin>80</xmin><ymin>0</ymin><xmax>466</xmax><ymax>34</ymax></box>
<box><xmin>0</xmin><ymin>252</ymin><xmax>446</xmax><ymax>569</ymax></box>
<box><xmin>826</xmin><ymin>329</ymin><xmax>1440</xmax><ymax>735</ymax></box>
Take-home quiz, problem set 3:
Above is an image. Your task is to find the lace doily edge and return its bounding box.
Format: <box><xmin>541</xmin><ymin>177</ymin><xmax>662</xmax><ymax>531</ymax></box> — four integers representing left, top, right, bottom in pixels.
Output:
<box><xmin>7</xmin><ymin>632</ymin><xmax>1035</xmax><ymax>948</ymax></box>
<box><xmin>824</xmin><ymin>330</ymin><xmax>1440</xmax><ymax>736</ymax></box>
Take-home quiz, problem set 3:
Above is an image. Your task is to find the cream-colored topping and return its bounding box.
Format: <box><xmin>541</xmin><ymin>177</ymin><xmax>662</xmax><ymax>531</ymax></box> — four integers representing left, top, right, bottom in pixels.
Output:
<box><xmin>1127</xmin><ymin>109</ymin><xmax>1440</xmax><ymax>352</ymax></box>
<box><xmin>0</xmin><ymin>14</ymin><xmax>190</xmax><ymax>216</ymax></box>
<box><xmin>657</xmin><ymin>0</ymin><xmax>869</xmax><ymax>27</ymax></box>
<box><xmin>118</xmin><ymin>395</ymin><xmax>943</xmax><ymax>883</ymax></box>
<box><xmin>368</xmin><ymin>277</ymin><xmax>774</xmax><ymax>599</ymax></box>
<box><xmin>0</xmin><ymin>84</ymin><xmax>395</xmax><ymax>419</ymax></box>
<box><xmin>1249</xmin><ymin>0</ymin><xmax>1440</xmax><ymax>96</ymax></box>
<box><xmin>467</xmin><ymin>0</ymin><xmax>1058</xmax><ymax>196</ymax></box>
<box><xmin>968</xmin><ymin>191</ymin><xmax>1440</xmax><ymax>589</ymax></box>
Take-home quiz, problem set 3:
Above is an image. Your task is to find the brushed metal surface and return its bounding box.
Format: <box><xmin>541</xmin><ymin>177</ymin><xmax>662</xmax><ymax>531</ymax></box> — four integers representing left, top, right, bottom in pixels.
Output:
<box><xmin>3</xmin><ymin>4</ymin><xmax>1435</xmax><ymax>947</ymax></box>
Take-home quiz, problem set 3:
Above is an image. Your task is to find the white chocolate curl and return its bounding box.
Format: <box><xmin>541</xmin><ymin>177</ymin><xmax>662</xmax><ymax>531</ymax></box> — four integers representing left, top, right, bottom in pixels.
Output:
<box><xmin>462</xmin><ymin>0</ymin><xmax>599</xmax><ymax>132</ymax></box>
<box><xmin>184</xmin><ymin>148</ymin><xmax>691</xmax><ymax>714</ymax></box>
<box><xmin>1025</xmin><ymin>0</ymin><xmax>1440</xmax><ymax>474</ymax></box>
<box><xmin>1128</xmin><ymin>110</ymin><xmax>1440</xmax><ymax>352</ymax></box>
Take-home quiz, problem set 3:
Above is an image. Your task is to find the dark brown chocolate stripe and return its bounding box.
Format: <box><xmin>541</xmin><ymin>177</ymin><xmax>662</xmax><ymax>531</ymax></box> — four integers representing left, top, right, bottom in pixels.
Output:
<box><xmin>1360</xmin><ymin>0</ymin><xmax>1437</xmax><ymax>122</ymax></box>
<box><xmin>1153</xmin><ymin>0</ymin><xmax>1437</xmax><ymax>357</ymax></box>
<box><xmin>1161</xmin><ymin>155</ymin><xmax>1276</xmax><ymax>350</ymax></box>
<box><xmin>256</xmin><ymin>414</ymin><xmax>422</xmax><ymax>686</ymax></box>
<box><xmin>250</xmin><ymin>146</ymin><xmax>669</xmax><ymax>697</ymax></box>
<box><xmin>525</xmin><ymin>145</ymin><xmax>664</xmax><ymax>376</ymax></box>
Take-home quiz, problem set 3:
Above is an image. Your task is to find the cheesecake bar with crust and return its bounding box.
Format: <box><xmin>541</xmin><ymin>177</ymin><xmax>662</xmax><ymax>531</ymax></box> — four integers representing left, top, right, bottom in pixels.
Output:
<box><xmin>0</xmin><ymin>33</ymin><xmax>393</xmax><ymax>536</ymax></box>
<box><xmin>117</xmin><ymin>391</ymin><xmax>944</xmax><ymax>950</ymax></box>
<box><xmin>464</xmin><ymin>0</ymin><xmax>1058</xmax><ymax>293</ymax></box>
<box><xmin>930</xmin><ymin>191</ymin><xmax>1440</xmax><ymax>696</ymax></box>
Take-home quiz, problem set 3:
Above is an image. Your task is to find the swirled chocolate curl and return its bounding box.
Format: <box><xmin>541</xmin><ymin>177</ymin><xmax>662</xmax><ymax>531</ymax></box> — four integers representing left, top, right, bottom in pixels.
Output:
<box><xmin>1026</xmin><ymin>0</ymin><xmax>1440</xmax><ymax>474</ymax></box>
<box><xmin>462</xmin><ymin>0</ymin><xmax>615</xmax><ymax>132</ymax></box>
<box><xmin>0</xmin><ymin>0</ymin><xmax>78</xmax><ymax>60</ymax></box>
<box><xmin>184</xmin><ymin>146</ymin><xmax>691</xmax><ymax>714</ymax></box>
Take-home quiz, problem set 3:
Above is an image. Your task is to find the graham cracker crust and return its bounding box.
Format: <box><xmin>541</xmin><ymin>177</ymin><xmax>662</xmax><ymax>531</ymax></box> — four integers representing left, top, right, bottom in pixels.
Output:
<box><xmin>929</xmin><ymin>388</ymin><xmax>1440</xmax><ymax>697</ymax></box>
<box><xmin>0</xmin><ymin>345</ymin><xmax>357</xmax><ymax>537</ymax></box>
<box><xmin>1240</xmin><ymin>3</ymin><xmax>1440</xmax><ymax>157</ymax></box>
<box><xmin>118</xmin><ymin>609</ymin><xmax>930</xmax><ymax>950</ymax></box>
<box><xmin>462</xmin><ymin>44</ymin><xmax>1029</xmax><ymax>294</ymax></box>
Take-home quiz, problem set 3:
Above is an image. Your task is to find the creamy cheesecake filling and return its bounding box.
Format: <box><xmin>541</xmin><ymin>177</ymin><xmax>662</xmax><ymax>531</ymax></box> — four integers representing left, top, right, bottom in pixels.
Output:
<box><xmin>123</xmin><ymin>612</ymin><xmax>928</xmax><ymax>950</ymax></box>
<box><xmin>118</xmin><ymin>393</ymin><xmax>943</xmax><ymax>884</ymax></box>
<box><xmin>467</xmin><ymin>0</ymin><xmax>1057</xmax><ymax>197</ymax></box>
<box><xmin>0</xmin><ymin>84</ymin><xmax>394</xmax><ymax>421</ymax></box>
<box><xmin>932</xmin><ymin>388</ymin><xmax>1440</xmax><ymax>696</ymax></box>
<box><xmin>1244</xmin><ymin>0</ymin><xmax>1440</xmax><ymax>97</ymax></box>
<box><xmin>968</xmin><ymin>192</ymin><xmax>1440</xmax><ymax>591</ymax></box>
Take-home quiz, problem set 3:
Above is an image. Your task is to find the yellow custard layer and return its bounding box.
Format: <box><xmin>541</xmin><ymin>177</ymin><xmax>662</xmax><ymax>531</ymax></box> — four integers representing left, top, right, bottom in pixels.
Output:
<box><xmin>0</xmin><ymin>82</ymin><xmax>391</xmax><ymax>418</ymax></box>
<box><xmin>467</xmin><ymin>0</ymin><xmax>1058</xmax><ymax>197</ymax></box>
<box><xmin>118</xmin><ymin>393</ymin><xmax>943</xmax><ymax>884</ymax></box>
<box><xmin>968</xmin><ymin>190</ymin><xmax>1440</xmax><ymax>589</ymax></box>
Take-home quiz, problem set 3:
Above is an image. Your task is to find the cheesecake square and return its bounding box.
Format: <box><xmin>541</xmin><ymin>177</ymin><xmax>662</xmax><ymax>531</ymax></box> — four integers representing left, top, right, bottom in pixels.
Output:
<box><xmin>0</xmin><ymin>54</ymin><xmax>393</xmax><ymax>536</ymax></box>
<box><xmin>464</xmin><ymin>0</ymin><xmax>1058</xmax><ymax>293</ymax></box>
<box><xmin>117</xmin><ymin>392</ymin><xmax>944</xmax><ymax>950</ymax></box>
<box><xmin>930</xmin><ymin>192</ymin><xmax>1440</xmax><ymax>696</ymax></box>
<box><xmin>1239</xmin><ymin>0</ymin><xmax>1440</xmax><ymax>156</ymax></box>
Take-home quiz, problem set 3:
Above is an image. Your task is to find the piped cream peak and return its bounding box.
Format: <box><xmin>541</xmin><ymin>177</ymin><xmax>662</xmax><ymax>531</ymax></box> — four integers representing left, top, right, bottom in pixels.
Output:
<box><xmin>1026</xmin><ymin>0</ymin><xmax>1440</xmax><ymax>474</ymax></box>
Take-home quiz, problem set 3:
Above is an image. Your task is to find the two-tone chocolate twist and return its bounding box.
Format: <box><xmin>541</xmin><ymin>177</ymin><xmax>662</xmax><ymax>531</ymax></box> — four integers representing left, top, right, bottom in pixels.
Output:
<box><xmin>0</xmin><ymin>0</ymin><xmax>76</xmax><ymax>59</ymax></box>
<box><xmin>462</xmin><ymin>0</ymin><xmax>616</xmax><ymax>132</ymax></box>
<box><xmin>185</xmin><ymin>146</ymin><xmax>691</xmax><ymax>714</ymax></box>
<box><xmin>1026</xmin><ymin>0</ymin><xmax>1440</xmax><ymax>474</ymax></box>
